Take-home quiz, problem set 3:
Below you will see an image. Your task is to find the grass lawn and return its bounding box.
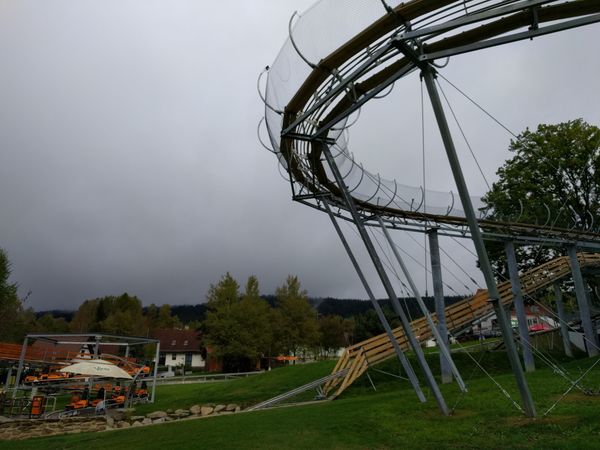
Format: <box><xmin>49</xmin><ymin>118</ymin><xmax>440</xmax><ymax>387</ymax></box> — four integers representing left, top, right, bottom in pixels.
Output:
<box><xmin>3</xmin><ymin>351</ymin><xmax>600</xmax><ymax>449</ymax></box>
<box><xmin>134</xmin><ymin>360</ymin><xmax>337</xmax><ymax>415</ymax></box>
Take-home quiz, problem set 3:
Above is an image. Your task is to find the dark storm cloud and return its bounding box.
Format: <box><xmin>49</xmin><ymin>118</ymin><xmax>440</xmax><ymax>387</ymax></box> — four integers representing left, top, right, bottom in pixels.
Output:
<box><xmin>0</xmin><ymin>1</ymin><xmax>599</xmax><ymax>310</ymax></box>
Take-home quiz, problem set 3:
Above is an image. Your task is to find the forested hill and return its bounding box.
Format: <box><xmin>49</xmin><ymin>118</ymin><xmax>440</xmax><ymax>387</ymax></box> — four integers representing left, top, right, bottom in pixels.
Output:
<box><xmin>166</xmin><ymin>295</ymin><xmax>468</xmax><ymax>324</ymax></box>
<box><xmin>37</xmin><ymin>295</ymin><xmax>468</xmax><ymax>326</ymax></box>
<box><xmin>314</xmin><ymin>296</ymin><xmax>467</xmax><ymax>320</ymax></box>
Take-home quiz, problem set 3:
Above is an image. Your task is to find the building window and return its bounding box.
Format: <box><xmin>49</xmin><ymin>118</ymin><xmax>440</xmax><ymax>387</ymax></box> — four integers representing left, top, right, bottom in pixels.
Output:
<box><xmin>171</xmin><ymin>340</ymin><xmax>176</xmax><ymax>346</ymax></box>
<box><xmin>183</xmin><ymin>340</ymin><xmax>188</xmax><ymax>346</ymax></box>
<box><xmin>171</xmin><ymin>354</ymin><xmax>176</xmax><ymax>360</ymax></box>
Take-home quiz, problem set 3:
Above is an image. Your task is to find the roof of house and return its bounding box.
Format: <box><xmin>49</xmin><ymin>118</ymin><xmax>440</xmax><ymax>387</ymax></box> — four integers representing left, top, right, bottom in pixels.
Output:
<box><xmin>153</xmin><ymin>329</ymin><xmax>203</xmax><ymax>353</ymax></box>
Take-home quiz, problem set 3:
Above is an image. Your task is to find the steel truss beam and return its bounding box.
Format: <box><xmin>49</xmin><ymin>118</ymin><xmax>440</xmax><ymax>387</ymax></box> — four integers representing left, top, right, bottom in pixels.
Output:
<box><xmin>294</xmin><ymin>194</ymin><xmax>600</xmax><ymax>250</ymax></box>
<box><xmin>420</xmin><ymin>14</ymin><xmax>600</xmax><ymax>62</ymax></box>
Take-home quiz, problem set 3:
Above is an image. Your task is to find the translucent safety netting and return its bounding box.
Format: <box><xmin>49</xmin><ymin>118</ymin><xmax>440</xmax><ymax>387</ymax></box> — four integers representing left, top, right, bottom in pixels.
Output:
<box><xmin>262</xmin><ymin>0</ymin><xmax>596</xmax><ymax>222</ymax></box>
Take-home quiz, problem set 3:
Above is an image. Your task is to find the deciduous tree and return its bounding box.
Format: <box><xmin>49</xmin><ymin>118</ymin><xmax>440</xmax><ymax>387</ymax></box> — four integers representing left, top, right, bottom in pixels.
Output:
<box><xmin>484</xmin><ymin>119</ymin><xmax>600</xmax><ymax>274</ymax></box>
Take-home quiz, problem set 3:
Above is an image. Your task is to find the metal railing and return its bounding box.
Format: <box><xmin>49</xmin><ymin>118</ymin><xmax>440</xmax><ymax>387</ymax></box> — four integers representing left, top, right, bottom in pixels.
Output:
<box><xmin>153</xmin><ymin>370</ymin><xmax>262</xmax><ymax>386</ymax></box>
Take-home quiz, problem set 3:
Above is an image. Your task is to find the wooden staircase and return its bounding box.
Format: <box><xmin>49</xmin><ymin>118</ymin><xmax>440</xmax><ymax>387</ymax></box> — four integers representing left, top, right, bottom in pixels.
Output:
<box><xmin>324</xmin><ymin>252</ymin><xmax>600</xmax><ymax>398</ymax></box>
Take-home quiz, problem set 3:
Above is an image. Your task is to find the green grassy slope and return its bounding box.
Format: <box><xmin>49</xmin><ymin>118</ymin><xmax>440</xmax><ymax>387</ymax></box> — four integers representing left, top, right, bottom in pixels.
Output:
<box><xmin>3</xmin><ymin>352</ymin><xmax>600</xmax><ymax>449</ymax></box>
<box><xmin>134</xmin><ymin>360</ymin><xmax>336</xmax><ymax>415</ymax></box>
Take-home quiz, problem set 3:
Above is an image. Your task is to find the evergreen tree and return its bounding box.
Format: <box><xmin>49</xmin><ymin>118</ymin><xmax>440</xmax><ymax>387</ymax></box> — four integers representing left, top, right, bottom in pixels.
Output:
<box><xmin>275</xmin><ymin>276</ymin><xmax>320</xmax><ymax>358</ymax></box>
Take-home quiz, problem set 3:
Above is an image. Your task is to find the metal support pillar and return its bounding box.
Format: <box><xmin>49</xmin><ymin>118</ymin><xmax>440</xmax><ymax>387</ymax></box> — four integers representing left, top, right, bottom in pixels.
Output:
<box><xmin>553</xmin><ymin>283</ymin><xmax>573</xmax><ymax>358</ymax></box>
<box><xmin>505</xmin><ymin>241</ymin><xmax>535</xmax><ymax>372</ymax></box>
<box><xmin>422</xmin><ymin>66</ymin><xmax>536</xmax><ymax>417</ymax></box>
<box><xmin>584</xmin><ymin>281</ymin><xmax>598</xmax><ymax>337</ymax></box>
<box><xmin>12</xmin><ymin>336</ymin><xmax>28</xmax><ymax>398</ymax></box>
<box><xmin>4</xmin><ymin>366</ymin><xmax>13</xmax><ymax>391</ymax></box>
<box><xmin>378</xmin><ymin>217</ymin><xmax>466</xmax><ymax>391</ymax></box>
<box><xmin>125</xmin><ymin>345</ymin><xmax>130</xmax><ymax>358</ymax></box>
<box><xmin>93</xmin><ymin>336</ymin><xmax>100</xmax><ymax>358</ymax></box>
<box><xmin>428</xmin><ymin>228</ymin><xmax>453</xmax><ymax>384</ymax></box>
<box><xmin>151</xmin><ymin>342</ymin><xmax>160</xmax><ymax>403</ymax></box>
<box><xmin>322</xmin><ymin>145</ymin><xmax>450</xmax><ymax>415</ymax></box>
<box><xmin>567</xmin><ymin>246</ymin><xmax>598</xmax><ymax>357</ymax></box>
<box><xmin>323</xmin><ymin>201</ymin><xmax>426</xmax><ymax>402</ymax></box>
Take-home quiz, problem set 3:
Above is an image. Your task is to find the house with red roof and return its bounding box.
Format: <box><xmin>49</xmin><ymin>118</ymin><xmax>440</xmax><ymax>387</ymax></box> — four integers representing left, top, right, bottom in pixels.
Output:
<box><xmin>153</xmin><ymin>329</ymin><xmax>206</xmax><ymax>370</ymax></box>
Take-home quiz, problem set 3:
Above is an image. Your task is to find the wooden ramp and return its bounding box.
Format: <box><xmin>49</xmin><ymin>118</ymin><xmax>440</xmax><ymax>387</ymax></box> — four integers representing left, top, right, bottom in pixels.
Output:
<box><xmin>324</xmin><ymin>252</ymin><xmax>600</xmax><ymax>398</ymax></box>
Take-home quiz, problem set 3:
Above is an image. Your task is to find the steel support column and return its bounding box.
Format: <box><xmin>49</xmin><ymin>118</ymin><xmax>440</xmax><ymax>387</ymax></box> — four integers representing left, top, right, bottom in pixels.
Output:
<box><xmin>151</xmin><ymin>342</ymin><xmax>160</xmax><ymax>403</ymax></box>
<box><xmin>584</xmin><ymin>282</ymin><xmax>598</xmax><ymax>338</ymax></box>
<box><xmin>12</xmin><ymin>336</ymin><xmax>28</xmax><ymax>398</ymax></box>
<box><xmin>567</xmin><ymin>246</ymin><xmax>598</xmax><ymax>357</ymax></box>
<box><xmin>428</xmin><ymin>228</ymin><xmax>452</xmax><ymax>384</ymax></box>
<box><xmin>4</xmin><ymin>366</ymin><xmax>13</xmax><ymax>392</ymax></box>
<box><xmin>322</xmin><ymin>145</ymin><xmax>450</xmax><ymax>415</ymax></box>
<box><xmin>422</xmin><ymin>66</ymin><xmax>536</xmax><ymax>417</ymax></box>
<box><xmin>378</xmin><ymin>218</ymin><xmax>466</xmax><ymax>391</ymax></box>
<box><xmin>505</xmin><ymin>241</ymin><xmax>535</xmax><ymax>372</ymax></box>
<box><xmin>93</xmin><ymin>336</ymin><xmax>100</xmax><ymax>358</ymax></box>
<box><xmin>323</xmin><ymin>201</ymin><xmax>425</xmax><ymax>401</ymax></box>
<box><xmin>553</xmin><ymin>283</ymin><xmax>573</xmax><ymax>358</ymax></box>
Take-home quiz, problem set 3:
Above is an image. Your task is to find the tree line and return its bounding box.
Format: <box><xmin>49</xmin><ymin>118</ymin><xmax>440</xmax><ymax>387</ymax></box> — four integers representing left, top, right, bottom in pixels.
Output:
<box><xmin>2</xmin><ymin>245</ymin><xmax>465</xmax><ymax>372</ymax></box>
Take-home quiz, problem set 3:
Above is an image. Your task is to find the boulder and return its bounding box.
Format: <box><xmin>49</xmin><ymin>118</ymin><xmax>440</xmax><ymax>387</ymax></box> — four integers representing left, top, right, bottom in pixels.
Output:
<box><xmin>153</xmin><ymin>418</ymin><xmax>166</xmax><ymax>424</ymax></box>
<box><xmin>213</xmin><ymin>404</ymin><xmax>226</xmax><ymax>413</ymax></box>
<box><xmin>146</xmin><ymin>411</ymin><xmax>168</xmax><ymax>420</ymax></box>
<box><xmin>118</xmin><ymin>421</ymin><xmax>131</xmax><ymax>428</ymax></box>
<box><xmin>174</xmin><ymin>409</ymin><xmax>190</xmax><ymax>417</ymax></box>
<box><xmin>0</xmin><ymin>416</ymin><xmax>13</xmax><ymax>424</ymax></box>
<box><xmin>111</xmin><ymin>411</ymin><xmax>126</xmax><ymax>421</ymax></box>
<box><xmin>132</xmin><ymin>421</ymin><xmax>143</xmax><ymax>427</ymax></box>
<box><xmin>130</xmin><ymin>416</ymin><xmax>145</xmax><ymax>421</ymax></box>
<box><xmin>106</xmin><ymin>416</ymin><xmax>115</xmax><ymax>427</ymax></box>
<box><xmin>189</xmin><ymin>405</ymin><xmax>202</xmax><ymax>415</ymax></box>
<box><xmin>200</xmin><ymin>406</ymin><xmax>214</xmax><ymax>416</ymax></box>
<box><xmin>234</xmin><ymin>406</ymin><xmax>241</xmax><ymax>413</ymax></box>
<box><xmin>225</xmin><ymin>404</ymin><xmax>238</xmax><ymax>412</ymax></box>
<box><xmin>142</xmin><ymin>418</ymin><xmax>153</xmax><ymax>425</ymax></box>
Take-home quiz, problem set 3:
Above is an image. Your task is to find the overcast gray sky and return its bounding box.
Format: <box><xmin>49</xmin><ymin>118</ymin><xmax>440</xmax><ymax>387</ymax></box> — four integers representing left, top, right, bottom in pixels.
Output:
<box><xmin>1</xmin><ymin>1</ymin><xmax>599</xmax><ymax>311</ymax></box>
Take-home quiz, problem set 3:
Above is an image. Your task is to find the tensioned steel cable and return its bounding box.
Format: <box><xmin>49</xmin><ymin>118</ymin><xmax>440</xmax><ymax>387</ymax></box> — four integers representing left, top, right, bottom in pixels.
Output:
<box><xmin>544</xmin><ymin>357</ymin><xmax>600</xmax><ymax>416</ymax></box>
<box><xmin>447</xmin><ymin>329</ymin><xmax>525</xmax><ymax>414</ymax></box>
<box><xmin>405</xmin><ymin>231</ymin><xmax>480</xmax><ymax>291</ymax></box>
<box><xmin>367</xmin><ymin>225</ymin><xmax>416</xmax><ymax>322</ymax></box>
<box><xmin>342</xmin><ymin>219</ymin><xmax>413</xmax><ymax>304</ymax></box>
<box><xmin>436</xmin><ymin>78</ymin><xmax>492</xmax><ymax>192</ymax></box>
<box><xmin>371</xmin><ymin>224</ymin><xmax>473</xmax><ymax>299</ymax></box>
<box><xmin>436</xmin><ymin>73</ymin><xmax>518</xmax><ymax>139</ymax></box>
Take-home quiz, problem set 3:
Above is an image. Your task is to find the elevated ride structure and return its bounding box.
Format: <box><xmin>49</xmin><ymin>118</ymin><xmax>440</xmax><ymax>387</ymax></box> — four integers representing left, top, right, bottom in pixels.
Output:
<box><xmin>324</xmin><ymin>252</ymin><xmax>600</xmax><ymax>399</ymax></box>
<box><xmin>262</xmin><ymin>0</ymin><xmax>600</xmax><ymax>417</ymax></box>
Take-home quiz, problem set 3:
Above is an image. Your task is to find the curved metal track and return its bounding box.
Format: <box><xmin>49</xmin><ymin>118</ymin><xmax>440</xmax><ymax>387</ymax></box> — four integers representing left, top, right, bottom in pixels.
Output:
<box><xmin>263</xmin><ymin>0</ymin><xmax>600</xmax><ymax>246</ymax></box>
